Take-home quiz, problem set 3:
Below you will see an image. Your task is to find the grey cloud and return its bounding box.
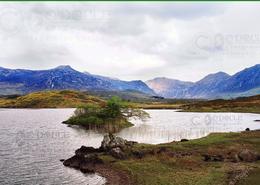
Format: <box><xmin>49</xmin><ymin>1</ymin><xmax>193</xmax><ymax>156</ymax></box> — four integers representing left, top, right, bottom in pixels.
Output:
<box><xmin>0</xmin><ymin>3</ymin><xmax>259</xmax><ymax>81</ymax></box>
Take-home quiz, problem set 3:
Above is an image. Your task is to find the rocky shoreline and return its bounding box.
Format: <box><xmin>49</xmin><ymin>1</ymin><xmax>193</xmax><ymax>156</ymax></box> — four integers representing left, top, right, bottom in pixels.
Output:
<box><xmin>62</xmin><ymin>134</ymin><xmax>136</xmax><ymax>184</ymax></box>
<box><xmin>63</xmin><ymin>132</ymin><xmax>260</xmax><ymax>185</ymax></box>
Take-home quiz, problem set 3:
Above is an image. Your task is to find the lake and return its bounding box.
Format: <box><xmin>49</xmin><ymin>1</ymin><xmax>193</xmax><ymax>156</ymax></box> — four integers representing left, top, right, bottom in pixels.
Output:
<box><xmin>0</xmin><ymin>109</ymin><xmax>259</xmax><ymax>185</ymax></box>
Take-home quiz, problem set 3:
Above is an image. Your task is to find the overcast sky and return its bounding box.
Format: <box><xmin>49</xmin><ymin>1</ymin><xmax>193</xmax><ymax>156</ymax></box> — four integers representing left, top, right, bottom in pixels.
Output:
<box><xmin>0</xmin><ymin>3</ymin><xmax>259</xmax><ymax>82</ymax></box>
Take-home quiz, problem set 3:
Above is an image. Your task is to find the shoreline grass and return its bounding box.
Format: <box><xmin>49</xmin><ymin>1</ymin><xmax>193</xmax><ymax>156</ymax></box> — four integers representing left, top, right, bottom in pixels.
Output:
<box><xmin>99</xmin><ymin>130</ymin><xmax>260</xmax><ymax>185</ymax></box>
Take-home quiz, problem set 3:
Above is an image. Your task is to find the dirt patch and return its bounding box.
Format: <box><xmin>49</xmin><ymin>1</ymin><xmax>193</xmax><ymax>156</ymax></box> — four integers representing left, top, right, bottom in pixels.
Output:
<box><xmin>95</xmin><ymin>164</ymin><xmax>132</xmax><ymax>185</ymax></box>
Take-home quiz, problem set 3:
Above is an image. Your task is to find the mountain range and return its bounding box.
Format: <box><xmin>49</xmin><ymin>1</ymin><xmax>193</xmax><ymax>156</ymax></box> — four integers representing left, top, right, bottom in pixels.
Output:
<box><xmin>146</xmin><ymin>64</ymin><xmax>260</xmax><ymax>99</ymax></box>
<box><xmin>0</xmin><ymin>64</ymin><xmax>259</xmax><ymax>99</ymax></box>
<box><xmin>0</xmin><ymin>65</ymin><xmax>154</xmax><ymax>95</ymax></box>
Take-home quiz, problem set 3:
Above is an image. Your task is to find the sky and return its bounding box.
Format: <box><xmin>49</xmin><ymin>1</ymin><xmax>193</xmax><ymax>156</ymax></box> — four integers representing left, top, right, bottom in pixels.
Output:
<box><xmin>0</xmin><ymin>2</ymin><xmax>259</xmax><ymax>82</ymax></box>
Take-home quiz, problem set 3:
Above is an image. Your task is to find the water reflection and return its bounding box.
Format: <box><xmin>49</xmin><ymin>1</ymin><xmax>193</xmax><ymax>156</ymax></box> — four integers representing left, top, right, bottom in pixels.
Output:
<box><xmin>0</xmin><ymin>109</ymin><xmax>105</xmax><ymax>185</ymax></box>
<box><xmin>117</xmin><ymin>110</ymin><xmax>260</xmax><ymax>144</ymax></box>
<box><xmin>0</xmin><ymin>109</ymin><xmax>259</xmax><ymax>185</ymax></box>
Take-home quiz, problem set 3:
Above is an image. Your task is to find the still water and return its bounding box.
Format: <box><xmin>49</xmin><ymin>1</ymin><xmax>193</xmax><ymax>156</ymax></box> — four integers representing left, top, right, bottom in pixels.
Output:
<box><xmin>0</xmin><ymin>109</ymin><xmax>259</xmax><ymax>185</ymax></box>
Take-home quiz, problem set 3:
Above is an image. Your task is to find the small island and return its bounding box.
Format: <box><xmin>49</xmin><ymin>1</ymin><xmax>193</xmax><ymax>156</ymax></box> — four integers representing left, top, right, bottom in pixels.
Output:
<box><xmin>62</xmin><ymin>96</ymin><xmax>150</xmax><ymax>132</ymax></box>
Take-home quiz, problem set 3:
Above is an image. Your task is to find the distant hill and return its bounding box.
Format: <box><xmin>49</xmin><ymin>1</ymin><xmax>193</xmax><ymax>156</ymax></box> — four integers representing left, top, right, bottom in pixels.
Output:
<box><xmin>0</xmin><ymin>90</ymin><xmax>106</xmax><ymax>108</ymax></box>
<box><xmin>0</xmin><ymin>65</ymin><xmax>154</xmax><ymax>95</ymax></box>
<box><xmin>181</xmin><ymin>94</ymin><xmax>260</xmax><ymax>113</ymax></box>
<box><xmin>87</xmin><ymin>89</ymin><xmax>155</xmax><ymax>102</ymax></box>
<box><xmin>146</xmin><ymin>64</ymin><xmax>260</xmax><ymax>99</ymax></box>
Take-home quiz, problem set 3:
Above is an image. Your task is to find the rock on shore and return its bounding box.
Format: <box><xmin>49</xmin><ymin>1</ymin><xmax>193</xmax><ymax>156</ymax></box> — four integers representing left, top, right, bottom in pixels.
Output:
<box><xmin>63</xmin><ymin>134</ymin><xmax>137</xmax><ymax>173</ymax></box>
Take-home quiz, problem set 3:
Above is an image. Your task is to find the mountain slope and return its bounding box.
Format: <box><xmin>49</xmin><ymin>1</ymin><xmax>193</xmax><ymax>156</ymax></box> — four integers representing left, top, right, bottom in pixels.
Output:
<box><xmin>186</xmin><ymin>72</ymin><xmax>231</xmax><ymax>98</ymax></box>
<box><xmin>219</xmin><ymin>64</ymin><xmax>260</xmax><ymax>93</ymax></box>
<box><xmin>146</xmin><ymin>64</ymin><xmax>260</xmax><ymax>99</ymax></box>
<box><xmin>0</xmin><ymin>66</ymin><xmax>154</xmax><ymax>95</ymax></box>
<box><xmin>89</xmin><ymin>73</ymin><xmax>154</xmax><ymax>95</ymax></box>
<box><xmin>146</xmin><ymin>77</ymin><xmax>194</xmax><ymax>98</ymax></box>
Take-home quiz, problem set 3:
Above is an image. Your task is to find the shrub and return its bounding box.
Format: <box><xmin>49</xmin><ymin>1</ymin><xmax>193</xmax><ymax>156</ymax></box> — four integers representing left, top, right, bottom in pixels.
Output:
<box><xmin>64</xmin><ymin>96</ymin><xmax>149</xmax><ymax>132</ymax></box>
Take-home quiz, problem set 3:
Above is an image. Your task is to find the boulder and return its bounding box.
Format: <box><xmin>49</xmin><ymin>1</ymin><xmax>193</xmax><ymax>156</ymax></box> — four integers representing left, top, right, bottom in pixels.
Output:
<box><xmin>63</xmin><ymin>155</ymin><xmax>84</xmax><ymax>168</ymax></box>
<box><xmin>109</xmin><ymin>147</ymin><xmax>126</xmax><ymax>159</ymax></box>
<box><xmin>109</xmin><ymin>135</ymin><xmax>127</xmax><ymax>149</ymax></box>
<box><xmin>75</xmin><ymin>146</ymin><xmax>99</xmax><ymax>156</ymax></box>
<box><xmin>63</xmin><ymin>153</ymin><xmax>103</xmax><ymax>173</ymax></box>
<box><xmin>202</xmin><ymin>154</ymin><xmax>224</xmax><ymax>162</ymax></box>
<box><xmin>100</xmin><ymin>133</ymin><xmax>136</xmax><ymax>152</ymax></box>
<box><xmin>63</xmin><ymin>134</ymin><xmax>137</xmax><ymax>174</ymax></box>
<box><xmin>100</xmin><ymin>134</ymin><xmax>112</xmax><ymax>151</ymax></box>
<box><xmin>245</xmin><ymin>128</ymin><xmax>250</xmax><ymax>131</ymax></box>
<box><xmin>238</xmin><ymin>149</ymin><xmax>259</xmax><ymax>162</ymax></box>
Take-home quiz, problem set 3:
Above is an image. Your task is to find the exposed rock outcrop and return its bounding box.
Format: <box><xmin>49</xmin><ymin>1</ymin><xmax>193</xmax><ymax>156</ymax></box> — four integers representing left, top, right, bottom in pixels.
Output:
<box><xmin>101</xmin><ymin>133</ymin><xmax>136</xmax><ymax>152</ymax></box>
<box><xmin>63</xmin><ymin>134</ymin><xmax>137</xmax><ymax>174</ymax></box>
<box><xmin>63</xmin><ymin>153</ymin><xmax>103</xmax><ymax>173</ymax></box>
<box><xmin>238</xmin><ymin>149</ymin><xmax>260</xmax><ymax>162</ymax></box>
<box><xmin>109</xmin><ymin>147</ymin><xmax>126</xmax><ymax>159</ymax></box>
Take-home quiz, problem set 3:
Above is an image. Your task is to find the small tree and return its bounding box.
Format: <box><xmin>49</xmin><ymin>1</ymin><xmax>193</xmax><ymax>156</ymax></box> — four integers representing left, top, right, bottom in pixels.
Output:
<box><xmin>65</xmin><ymin>96</ymin><xmax>150</xmax><ymax>131</ymax></box>
<box><xmin>104</xmin><ymin>96</ymin><xmax>122</xmax><ymax>118</ymax></box>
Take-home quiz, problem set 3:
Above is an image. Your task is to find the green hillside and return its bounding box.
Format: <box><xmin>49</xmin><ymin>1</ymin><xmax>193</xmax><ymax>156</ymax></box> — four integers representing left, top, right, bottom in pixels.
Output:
<box><xmin>181</xmin><ymin>95</ymin><xmax>260</xmax><ymax>113</ymax></box>
<box><xmin>0</xmin><ymin>90</ymin><xmax>106</xmax><ymax>108</ymax></box>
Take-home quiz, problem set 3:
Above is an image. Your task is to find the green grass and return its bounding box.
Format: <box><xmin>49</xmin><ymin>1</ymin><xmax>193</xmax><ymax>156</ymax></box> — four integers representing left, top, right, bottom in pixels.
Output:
<box><xmin>64</xmin><ymin>115</ymin><xmax>133</xmax><ymax>133</ymax></box>
<box><xmin>100</xmin><ymin>131</ymin><xmax>260</xmax><ymax>185</ymax></box>
<box><xmin>117</xmin><ymin>158</ymin><xmax>225</xmax><ymax>185</ymax></box>
<box><xmin>114</xmin><ymin>156</ymin><xmax>227</xmax><ymax>185</ymax></box>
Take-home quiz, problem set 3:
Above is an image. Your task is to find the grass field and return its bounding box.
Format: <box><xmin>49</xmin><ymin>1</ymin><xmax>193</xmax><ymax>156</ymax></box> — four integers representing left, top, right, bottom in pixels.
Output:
<box><xmin>100</xmin><ymin>131</ymin><xmax>260</xmax><ymax>185</ymax></box>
